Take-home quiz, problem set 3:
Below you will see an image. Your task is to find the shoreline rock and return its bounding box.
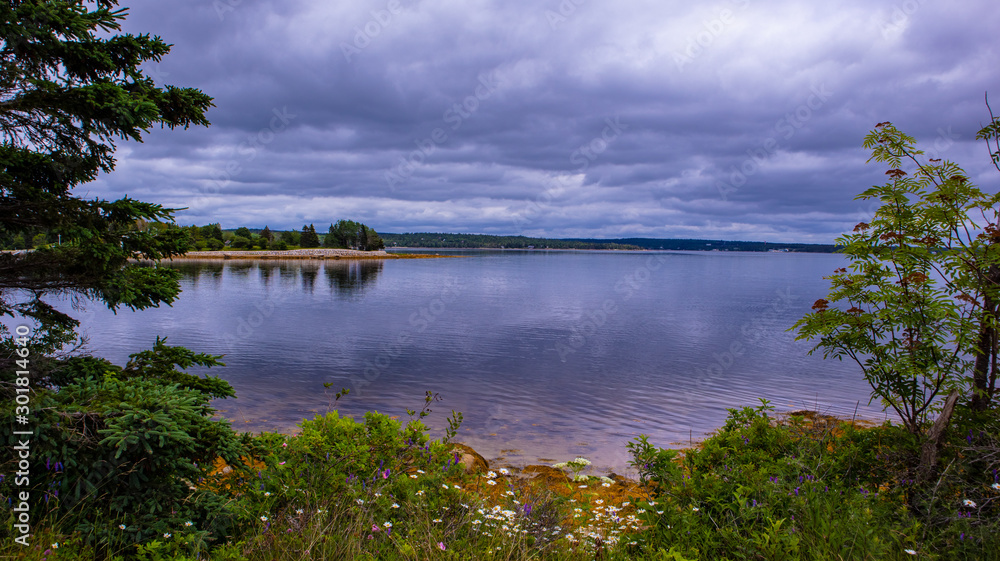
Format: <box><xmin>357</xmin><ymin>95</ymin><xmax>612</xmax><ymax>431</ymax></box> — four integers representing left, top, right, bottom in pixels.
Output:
<box><xmin>449</xmin><ymin>443</ymin><xmax>489</xmax><ymax>474</ymax></box>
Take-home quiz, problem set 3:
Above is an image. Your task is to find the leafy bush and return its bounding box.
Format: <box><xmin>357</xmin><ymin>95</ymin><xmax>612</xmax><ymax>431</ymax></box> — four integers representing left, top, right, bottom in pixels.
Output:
<box><xmin>231</xmin><ymin>236</ymin><xmax>252</xmax><ymax>249</ymax></box>
<box><xmin>0</xmin><ymin>340</ymin><xmax>249</xmax><ymax>557</ymax></box>
<box><xmin>223</xmin><ymin>403</ymin><xmax>490</xmax><ymax>559</ymax></box>
<box><xmin>626</xmin><ymin>401</ymin><xmax>1000</xmax><ymax>560</ymax></box>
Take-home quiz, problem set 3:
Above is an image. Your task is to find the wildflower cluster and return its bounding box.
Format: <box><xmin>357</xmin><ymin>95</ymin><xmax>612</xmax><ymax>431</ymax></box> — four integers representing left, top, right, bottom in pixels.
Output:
<box><xmin>552</xmin><ymin>456</ymin><xmax>593</xmax><ymax>481</ymax></box>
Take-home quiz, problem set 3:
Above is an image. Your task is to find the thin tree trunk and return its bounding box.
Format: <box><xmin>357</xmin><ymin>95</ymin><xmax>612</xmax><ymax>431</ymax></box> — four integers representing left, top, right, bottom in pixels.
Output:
<box><xmin>971</xmin><ymin>264</ymin><xmax>1000</xmax><ymax>411</ymax></box>
<box><xmin>917</xmin><ymin>390</ymin><xmax>960</xmax><ymax>483</ymax></box>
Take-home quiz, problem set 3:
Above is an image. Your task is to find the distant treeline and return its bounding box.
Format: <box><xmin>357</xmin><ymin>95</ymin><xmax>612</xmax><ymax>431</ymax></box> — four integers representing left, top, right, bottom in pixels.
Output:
<box><xmin>380</xmin><ymin>233</ymin><xmax>642</xmax><ymax>250</ymax></box>
<box><xmin>1</xmin><ymin>226</ymin><xmax>836</xmax><ymax>254</ymax></box>
<box><xmin>569</xmin><ymin>238</ymin><xmax>840</xmax><ymax>253</ymax></box>
<box><xmin>205</xmin><ymin>220</ymin><xmax>384</xmax><ymax>251</ymax></box>
<box><xmin>379</xmin><ymin>233</ymin><xmax>838</xmax><ymax>252</ymax></box>
<box><xmin>0</xmin><ymin>221</ymin><xmax>386</xmax><ymax>252</ymax></box>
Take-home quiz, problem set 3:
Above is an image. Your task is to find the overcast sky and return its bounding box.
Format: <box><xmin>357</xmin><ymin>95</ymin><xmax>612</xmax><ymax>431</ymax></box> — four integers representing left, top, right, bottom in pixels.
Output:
<box><xmin>94</xmin><ymin>0</ymin><xmax>1000</xmax><ymax>243</ymax></box>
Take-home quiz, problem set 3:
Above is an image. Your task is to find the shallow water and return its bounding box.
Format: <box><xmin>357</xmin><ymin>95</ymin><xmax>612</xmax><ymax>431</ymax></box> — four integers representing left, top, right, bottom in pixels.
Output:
<box><xmin>67</xmin><ymin>250</ymin><xmax>888</xmax><ymax>472</ymax></box>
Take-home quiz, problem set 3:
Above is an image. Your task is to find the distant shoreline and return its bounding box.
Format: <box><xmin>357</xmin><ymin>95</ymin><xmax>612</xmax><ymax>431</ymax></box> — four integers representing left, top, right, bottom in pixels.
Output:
<box><xmin>170</xmin><ymin>249</ymin><xmax>452</xmax><ymax>260</ymax></box>
<box><xmin>379</xmin><ymin>233</ymin><xmax>839</xmax><ymax>253</ymax></box>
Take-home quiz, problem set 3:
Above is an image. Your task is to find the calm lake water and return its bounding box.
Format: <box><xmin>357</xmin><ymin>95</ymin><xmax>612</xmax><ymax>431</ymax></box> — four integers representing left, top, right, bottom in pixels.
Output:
<box><xmin>68</xmin><ymin>250</ymin><xmax>887</xmax><ymax>473</ymax></box>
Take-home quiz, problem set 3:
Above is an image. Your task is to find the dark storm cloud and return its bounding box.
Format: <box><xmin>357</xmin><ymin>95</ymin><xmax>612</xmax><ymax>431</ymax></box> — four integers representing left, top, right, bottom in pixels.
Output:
<box><xmin>89</xmin><ymin>0</ymin><xmax>1000</xmax><ymax>242</ymax></box>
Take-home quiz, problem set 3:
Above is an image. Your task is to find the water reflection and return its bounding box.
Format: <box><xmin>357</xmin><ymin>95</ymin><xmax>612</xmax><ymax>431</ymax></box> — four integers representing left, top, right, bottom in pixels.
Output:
<box><xmin>76</xmin><ymin>252</ymin><xmax>881</xmax><ymax>472</ymax></box>
<box><xmin>300</xmin><ymin>263</ymin><xmax>319</xmax><ymax>293</ymax></box>
<box><xmin>229</xmin><ymin>262</ymin><xmax>254</xmax><ymax>278</ymax></box>
<box><xmin>167</xmin><ymin>259</ymin><xmax>383</xmax><ymax>295</ymax></box>
<box><xmin>324</xmin><ymin>260</ymin><xmax>384</xmax><ymax>294</ymax></box>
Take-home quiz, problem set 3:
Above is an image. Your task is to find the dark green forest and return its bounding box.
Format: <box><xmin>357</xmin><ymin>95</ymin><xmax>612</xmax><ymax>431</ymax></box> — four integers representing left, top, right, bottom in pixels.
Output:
<box><xmin>379</xmin><ymin>233</ymin><xmax>838</xmax><ymax>252</ymax></box>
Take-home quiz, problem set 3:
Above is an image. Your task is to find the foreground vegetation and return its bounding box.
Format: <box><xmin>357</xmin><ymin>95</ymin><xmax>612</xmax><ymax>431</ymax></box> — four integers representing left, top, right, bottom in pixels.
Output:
<box><xmin>3</xmin><ymin>392</ymin><xmax>999</xmax><ymax>560</ymax></box>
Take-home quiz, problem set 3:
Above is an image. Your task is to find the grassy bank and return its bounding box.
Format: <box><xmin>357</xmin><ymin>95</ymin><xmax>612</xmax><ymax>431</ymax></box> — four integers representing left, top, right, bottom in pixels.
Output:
<box><xmin>5</xmin><ymin>397</ymin><xmax>999</xmax><ymax>560</ymax></box>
